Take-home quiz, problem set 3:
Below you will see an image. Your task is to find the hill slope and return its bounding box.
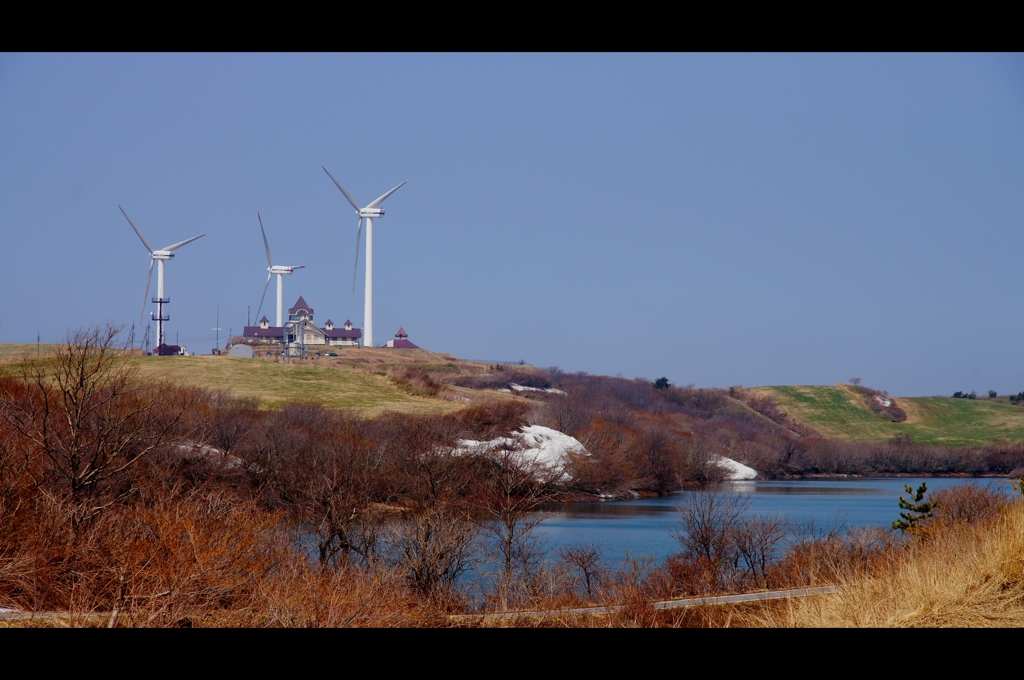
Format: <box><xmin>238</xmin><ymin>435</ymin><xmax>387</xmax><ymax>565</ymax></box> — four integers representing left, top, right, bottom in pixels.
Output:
<box><xmin>130</xmin><ymin>356</ymin><xmax>464</xmax><ymax>416</ymax></box>
<box><xmin>752</xmin><ymin>384</ymin><xmax>1024</xmax><ymax>447</ymax></box>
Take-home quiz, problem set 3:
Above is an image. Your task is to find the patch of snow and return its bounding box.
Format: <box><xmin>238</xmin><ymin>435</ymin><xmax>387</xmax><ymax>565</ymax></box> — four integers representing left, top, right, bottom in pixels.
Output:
<box><xmin>874</xmin><ymin>395</ymin><xmax>892</xmax><ymax>407</ymax></box>
<box><xmin>174</xmin><ymin>442</ymin><xmax>261</xmax><ymax>473</ymax></box>
<box><xmin>457</xmin><ymin>425</ymin><xmax>589</xmax><ymax>481</ymax></box>
<box><xmin>713</xmin><ymin>455</ymin><xmax>757</xmax><ymax>480</ymax></box>
<box><xmin>509</xmin><ymin>383</ymin><xmax>567</xmax><ymax>395</ymax></box>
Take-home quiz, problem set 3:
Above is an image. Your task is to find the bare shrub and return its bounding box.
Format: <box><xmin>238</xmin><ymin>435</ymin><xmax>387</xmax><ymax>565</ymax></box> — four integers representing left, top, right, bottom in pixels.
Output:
<box><xmin>450</xmin><ymin>400</ymin><xmax>530</xmax><ymax>440</ymax></box>
<box><xmin>0</xmin><ymin>325</ymin><xmax>201</xmax><ymax>528</ymax></box>
<box><xmin>557</xmin><ymin>542</ymin><xmax>606</xmax><ymax>600</ymax></box>
<box><xmin>472</xmin><ymin>436</ymin><xmax>562</xmax><ymax>610</ymax></box>
<box><xmin>255</xmin><ymin>560</ymin><xmax>440</xmax><ymax>628</ymax></box>
<box><xmin>930</xmin><ymin>482</ymin><xmax>1010</xmax><ymax>528</ymax></box>
<box><xmin>388</xmin><ymin>366</ymin><xmax>445</xmax><ymax>397</ymax></box>
<box><xmin>381</xmin><ymin>502</ymin><xmax>479</xmax><ymax>603</ymax></box>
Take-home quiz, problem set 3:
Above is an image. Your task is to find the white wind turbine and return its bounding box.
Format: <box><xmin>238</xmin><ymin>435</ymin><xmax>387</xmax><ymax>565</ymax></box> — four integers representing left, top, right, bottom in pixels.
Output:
<box><xmin>120</xmin><ymin>205</ymin><xmax>204</xmax><ymax>349</ymax></box>
<box><xmin>323</xmin><ymin>167</ymin><xmax>406</xmax><ymax>348</ymax></box>
<box><xmin>255</xmin><ymin>213</ymin><xmax>305</xmax><ymax>328</ymax></box>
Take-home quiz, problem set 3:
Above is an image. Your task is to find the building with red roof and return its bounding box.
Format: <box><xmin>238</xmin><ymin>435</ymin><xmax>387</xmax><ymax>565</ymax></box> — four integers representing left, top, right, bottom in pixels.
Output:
<box><xmin>385</xmin><ymin>327</ymin><xmax>420</xmax><ymax>349</ymax></box>
<box><xmin>242</xmin><ymin>296</ymin><xmax>362</xmax><ymax>348</ymax></box>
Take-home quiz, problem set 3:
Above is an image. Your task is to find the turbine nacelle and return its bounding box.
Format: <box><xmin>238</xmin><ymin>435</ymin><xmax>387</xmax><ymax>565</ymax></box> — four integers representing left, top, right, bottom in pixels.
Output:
<box><xmin>119</xmin><ymin>205</ymin><xmax>204</xmax><ymax>345</ymax></box>
<box><xmin>255</xmin><ymin>213</ymin><xmax>305</xmax><ymax>327</ymax></box>
<box><xmin>322</xmin><ymin>167</ymin><xmax>407</xmax><ymax>311</ymax></box>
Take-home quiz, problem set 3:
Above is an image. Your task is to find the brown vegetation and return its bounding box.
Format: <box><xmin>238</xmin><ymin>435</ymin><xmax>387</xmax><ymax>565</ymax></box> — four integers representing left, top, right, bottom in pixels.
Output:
<box><xmin>3</xmin><ymin>329</ymin><xmax>1022</xmax><ymax>627</ymax></box>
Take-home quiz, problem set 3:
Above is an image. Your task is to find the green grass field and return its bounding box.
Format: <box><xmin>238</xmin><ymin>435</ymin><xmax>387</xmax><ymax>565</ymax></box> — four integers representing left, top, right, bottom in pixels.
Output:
<box><xmin>752</xmin><ymin>384</ymin><xmax>1024</xmax><ymax>447</ymax></box>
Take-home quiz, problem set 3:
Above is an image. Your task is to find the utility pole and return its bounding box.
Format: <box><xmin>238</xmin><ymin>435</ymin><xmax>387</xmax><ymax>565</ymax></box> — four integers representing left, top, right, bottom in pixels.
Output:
<box><xmin>248</xmin><ymin>305</ymin><xmax>250</xmax><ymax>327</ymax></box>
<box><xmin>212</xmin><ymin>305</ymin><xmax>221</xmax><ymax>353</ymax></box>
<box><xmin>37</xmin><ymin>331</ymin><xmax>40</xmax><ymax>355</ymax></box>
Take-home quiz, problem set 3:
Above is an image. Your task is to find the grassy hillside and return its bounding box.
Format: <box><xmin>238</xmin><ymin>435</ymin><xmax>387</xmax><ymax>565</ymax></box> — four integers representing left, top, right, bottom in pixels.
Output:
<box><xmin>752</xmin><ymin>384</ymin><xmax>1024</xmax><ymax>447</ymax></box>
<box><xmin>0</xmin><ymin>342</ymin><xmax>534</xmax><ymax>417</ymax></box>
<box><xmin>0</xmin><ymin>344</ymin><xmax>60</xmax><ymax>360</ymax></box>
<box><xmin>130</xmin><ymin>356</ymin><xmax>467</xmax><ymax>416</ymax></box>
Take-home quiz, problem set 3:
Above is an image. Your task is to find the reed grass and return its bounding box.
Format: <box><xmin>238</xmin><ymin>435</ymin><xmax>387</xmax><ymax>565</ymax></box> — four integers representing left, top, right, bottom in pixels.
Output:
<box><xmin>756</xmin><ymin>502</ymin><xmax>1024</xmax><ymax>627</ymax></box>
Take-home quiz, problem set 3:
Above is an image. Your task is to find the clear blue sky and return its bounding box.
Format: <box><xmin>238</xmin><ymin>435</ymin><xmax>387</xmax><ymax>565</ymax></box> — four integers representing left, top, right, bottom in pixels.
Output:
<box><xmin>1</xmin><ymin>53</ymin><xmax>1022</xmax><ymax>396</ymax></box>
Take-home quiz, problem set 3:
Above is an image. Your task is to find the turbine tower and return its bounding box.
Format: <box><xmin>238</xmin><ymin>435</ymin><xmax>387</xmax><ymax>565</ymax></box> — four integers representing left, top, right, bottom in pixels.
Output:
<box><xmin>120</xmin><ymin>205</ymin><xmax>204</xmax><ymax>349</ymax></box>
<box><xmin>323</xmin><ymin>167</ymin><xmax>406</xmax><ymax>348</ymax></box>
<box><xmin>255</xmin><ymin>213</ymin><xmax>305</xmax><ymax>328</ymax></box>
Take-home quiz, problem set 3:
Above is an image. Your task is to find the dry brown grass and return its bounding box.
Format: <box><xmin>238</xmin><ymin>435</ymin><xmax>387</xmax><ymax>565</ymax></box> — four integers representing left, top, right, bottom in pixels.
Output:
<box><xmin>0</xmin><ymin>344</ymin><xmax>60</xmax><ymax>362</ymax></box>
<box><xmin>756</xmin><ymin>502</ymin><xmax>1024</xmax><ymax>627</ymax></box>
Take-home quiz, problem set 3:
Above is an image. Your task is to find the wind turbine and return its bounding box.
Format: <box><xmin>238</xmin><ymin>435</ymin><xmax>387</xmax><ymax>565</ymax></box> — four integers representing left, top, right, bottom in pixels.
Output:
<box><xmin>255</xmin><ymin>213</ymin><xmax>305</xmax><ymax>328</ymax></box>
<box><xmin>323</xmin><ymin>167</ymin><xmax>406</xmax><ymax>348</ymax></box>
<box><xmin>120</xmin><ymin>205</ymin><xmax>204</xmax><ymax>349</ymax></box>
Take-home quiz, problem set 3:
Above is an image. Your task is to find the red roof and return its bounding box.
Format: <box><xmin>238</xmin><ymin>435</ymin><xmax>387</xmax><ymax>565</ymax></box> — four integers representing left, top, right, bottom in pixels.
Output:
<box><xmin>289</xmin><ymin>295</ymin><xmax>313</xmax><ymax>315</ymax></box>
<box><xmin>395</xmin><ymin>327</ymin><xmax>408</xmax><ymax>338</ymax></box>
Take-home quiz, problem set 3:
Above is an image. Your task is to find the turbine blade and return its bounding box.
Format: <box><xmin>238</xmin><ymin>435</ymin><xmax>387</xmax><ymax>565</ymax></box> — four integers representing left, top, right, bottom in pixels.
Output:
<box><xmin>120</xmin><ymin>205</ymin><xmax>154</xmax><ymax>253</ymax></box>
<box><xmin>141</xmin><ymin>259</ymin><xmax>154</xmax><ymax>326</ymax></box>
<box><xmin>323</xmin><ymin>166</ymin><xmax>361</xmax><ymax>211</ymax></box>
<box><xmin>353</xmin><ymin>217</ymin><xmax>362</xmax><ymax>293</ymax></box>
<box><xmin>365</xmin><ymin>181</ymin><xmax>407</xmax><ymax>209</ymax></box>
<box><xmin>255</xmin><ymin>272</ymin><xmax>272</xmax><ymax>323</ymax></box>
<box><xmin>258</xmin><ymin>213</ymin><xmax>273</xmax><ymax>266</ymax></box>
<box><xmin>162</xmin><ymin>234</ymin><xmax>205</xmax><ymax>252</ymax></box>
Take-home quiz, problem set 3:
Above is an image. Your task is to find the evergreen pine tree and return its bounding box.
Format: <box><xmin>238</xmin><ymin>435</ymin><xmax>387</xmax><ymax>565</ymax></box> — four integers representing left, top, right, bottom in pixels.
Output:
<box><xmin>892</xmin><ymin>482</ymin><xmax>935</xmax><ymax>533</ymax></box>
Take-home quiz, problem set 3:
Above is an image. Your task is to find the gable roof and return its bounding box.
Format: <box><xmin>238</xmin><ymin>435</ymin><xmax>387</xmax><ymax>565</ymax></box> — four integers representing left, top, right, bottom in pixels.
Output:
<box><xmin>289</xmin><ymin>295</ymin><xmax>313</xmax><ymax>315</ymax></box>
<box><xmin>244</xmin><ymin>325</ymin><xmax>286</xmax><ymax>338</ymax></box>
<box><xmin>326</xmin><ymin>327</ymin><xmax>362</xmax><ymax>339</ymax></box>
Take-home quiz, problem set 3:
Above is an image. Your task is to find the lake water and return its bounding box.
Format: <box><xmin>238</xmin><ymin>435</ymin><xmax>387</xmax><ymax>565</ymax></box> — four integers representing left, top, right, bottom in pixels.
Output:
<box><xmin>531</xmin><ymin>477</ymin><xmax>1013</xmax><ymax>565</ymax></box>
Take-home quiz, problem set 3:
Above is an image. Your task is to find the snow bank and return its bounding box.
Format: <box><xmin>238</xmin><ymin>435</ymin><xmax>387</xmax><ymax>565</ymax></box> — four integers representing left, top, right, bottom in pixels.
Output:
<box><xmin>713</xmin><ymin>455</ymin><xmax>757</xmax><ymax>480</ymax></box>
<box><xmin>509</xmin><ymin>383</ymin><xmax>567</xmax><ymax>395</ymax></box>
<box><xmin>457</xmin><ymin>425</ymin><xmax>588</xmax><ymax>481</ymax></box>
<box><xmin>455</xmin><ymin>427</ymin><xmax>755</xmax><ymax>483</ymax></box>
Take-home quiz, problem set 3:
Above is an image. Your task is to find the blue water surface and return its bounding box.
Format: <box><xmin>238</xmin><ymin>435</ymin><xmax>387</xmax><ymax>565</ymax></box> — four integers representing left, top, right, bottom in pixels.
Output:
<box><xmin>532</xmin><ymin>477</ymin><xmax>1012</xmax><ymax>566</ymax></box>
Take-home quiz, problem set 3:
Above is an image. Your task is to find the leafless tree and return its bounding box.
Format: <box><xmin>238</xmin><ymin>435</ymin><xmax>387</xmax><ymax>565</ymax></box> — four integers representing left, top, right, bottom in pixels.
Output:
<box><xmin>0</xmin><ymin>325</ymin><xmax>197</xmax><ymax>528</ymax></box>
<box><xmin>382</xmin><ymin>502</ymin><xmax>478</xmax><ymax>601</ymax></box>
<box><xmin>557</xmin><ymin>542</ymin><xmax>605</xmax><ymax>600</ymax></box>
<box><xmin>670</xmin><ymin>486</ymin><xmax>750</xmax><ymax>593</ymax></box>
<box><xmin>473</xmin><ymin>436</ymin><xmax>562</xmax><ymax>610</ymax></box>
<box><xmin>732</xmin><ymin>516</ymin><xmax>787</xmax><ymax>589</ymax></box>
